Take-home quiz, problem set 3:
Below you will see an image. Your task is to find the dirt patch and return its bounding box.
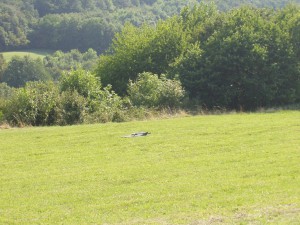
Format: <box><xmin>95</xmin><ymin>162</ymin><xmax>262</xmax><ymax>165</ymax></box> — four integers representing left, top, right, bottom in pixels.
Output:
<box><xmin>191</xmin><ymin>216</ymin><xmax>225</xmax><ymax>225</ymax></box>
<box><xmin>191</xmin><ymin>204</ymin><xmax>300</xmax><ymax>225</ymax></box>
<box><xmin>233</xmin><ymin>204</ymin><xmax>300</xmax><ymax>224</ymax></box>
<box><xmin>0</xmin><ymin>123</ymin><xmax>11</xmax><ymax>129</ymax></box>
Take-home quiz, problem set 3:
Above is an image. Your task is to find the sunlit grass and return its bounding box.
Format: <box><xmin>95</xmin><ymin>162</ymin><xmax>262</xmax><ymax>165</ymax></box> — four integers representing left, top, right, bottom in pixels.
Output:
<box><xmin>1</xmin><ymin>49</ymin><xmax>54</xmax><ymax>62</ymax></box>
<box><xmin>0</xmin><ymin>111</ymin><xmax>299</xmax><ymax>224</ymax></box>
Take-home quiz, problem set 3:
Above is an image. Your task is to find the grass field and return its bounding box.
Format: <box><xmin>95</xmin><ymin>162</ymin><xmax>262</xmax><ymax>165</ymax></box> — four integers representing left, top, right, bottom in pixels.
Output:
<box><xmin>1</xmin><ymin>49</ymin><xmax>54</xmax><ymax>62</ymax></box>
<box><xmin>0</xmin><ymin>111</ymin><xmax>299</xmax><ymax>224</ymax></box>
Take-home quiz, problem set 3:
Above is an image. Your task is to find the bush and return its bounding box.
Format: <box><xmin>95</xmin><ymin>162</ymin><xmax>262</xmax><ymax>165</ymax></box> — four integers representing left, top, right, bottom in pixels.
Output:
<box><xmin>2</xmin><ymin>69</ymin><xmax>186</xmax><ymax>126</ymax></box>
<box><xmin>55</xmin><ymin>90</ymin><xmax>88</xmax><ymax>125</ymax></box>
<box><xmin>60</xmin><ymin>68</ymin><xmax>101</xmax><ymax>98</ymax></box>
<box><xmin>2</xmin><ymin>68</ymin><xmax>129</xmax><ymax>126</ymax></box>
<box><xmin>59</xmin><ymin>68</ymin><xmax>128</xmax><ymax>124</ymax></box>
<box><xmin>85</xmin><ymin>85</ymin><xmax>127</xmax><ymax>123</ymax></box>
<box><xmin>3</xmin><ymin>81</ymin><xmax>59</xmax><ymax>126</ymax></box>
<box><xmin>0</xmin><ymin>110</ymin><xmax>3</xmax><ymax>123</ymax></box>
<box><xmin>127</xmin><ymin>72</ymin><xmax>185</xmax><ymax>108</ymax></box>
<box><xmin>0</xmin><ymin>83</ymin><xmax>14</xmax><ymax>99</ymax></box>
<box><xmin>59</xmin><ymin>68</ymin><xmax>102</xmax><ymax>112</ymax></box>
<box><xmin>0</xmin><ymin>83</ymin><xmax>14</xmax><ymax>121</ymax></box>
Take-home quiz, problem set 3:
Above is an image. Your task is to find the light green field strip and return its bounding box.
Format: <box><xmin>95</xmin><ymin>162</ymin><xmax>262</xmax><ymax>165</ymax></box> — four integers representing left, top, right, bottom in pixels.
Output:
<box><xmin>1</xmin><ymin>49</ymin><xmax>54</xmax><ymax>62</ymax></box>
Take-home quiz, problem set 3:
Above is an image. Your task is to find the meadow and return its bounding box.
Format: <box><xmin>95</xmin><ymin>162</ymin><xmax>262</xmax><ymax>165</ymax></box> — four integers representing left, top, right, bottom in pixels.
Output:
<box><xmin>1</xmin><ymin>49</ymin><xmax>54</xmax><ymax>62</ymax></box>
<box><xmin>0</xmin><ymin>111</ymin><xmax>299</xmax><ymax>224</ymax></box>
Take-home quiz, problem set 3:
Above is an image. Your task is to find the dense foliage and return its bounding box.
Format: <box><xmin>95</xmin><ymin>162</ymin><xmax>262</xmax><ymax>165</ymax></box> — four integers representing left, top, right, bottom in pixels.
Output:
<box><xmin>1</xmin><ymin>56</ymin><xmax>51</xmax><ymax>87</ymax></box>
<box><xmin>173</xmin><ymin>5</ymin><xmax>300</xmax><ymax>109</ymax></box>
<box><xmin>3</xmin><ymin>81</ymin><xmax>59</xmax><ymax>126</ymax></box>
<box><xmin>0</xmin><ymin>0</ymin><xmax>299</xmax><ymax>53</ymax></box>
<box><xmin>96</xmin><ymin>19</ymin><xmax>187</xmax><ymax>93</ymax></box>
<box><xmin>0</xmin><ymin>2</ymin><xmax>36</xmax><ymax>51</ymax></box>
<box><xmin>0</xmin><ymin>49</ymin><xmax>99</xmax><ymax>84</ymax></box>
<box><xmin>28</xmin><ymin>13</ymin><xmax>115</xmax><ymax>53</ymax></box>
<box><xmin>96</xmin><ymin>4</ymin><xmax>300</xmax><ymax>110</ymax></box>
<box><xmin>0</xmin><ymin>67</ymin><xmax>185</xmax><ymax>126</ymax></box>
<box><xmin>44</xmin><ymin>49</ymin><xmax>98</xmax><ymax>80</ymax></box>
<box><xmin>128</xmin><ymin>72</ymin><xmax>185</xmax><ymax>108</ymax></box>
<box><xmin>0</xmin><ymin>54</ymin><xmax>6</xmax><ymax>80</ymax></box>
<box><xmin>0</xmin><ymin>2</ymin><xmax>300</xmax><ymax>126</ymax></box>
<box><xmin>1</xmin><ymin>69</ymin><xmax>126</xmax><ymax>126</ymax></box>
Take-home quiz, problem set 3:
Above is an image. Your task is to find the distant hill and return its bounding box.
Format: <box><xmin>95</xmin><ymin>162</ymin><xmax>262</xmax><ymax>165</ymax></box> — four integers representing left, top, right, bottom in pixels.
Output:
<box><xmin>0</xmin><ymin>0</ymin><xmax>299</xmax><ymax>53</ymax></box>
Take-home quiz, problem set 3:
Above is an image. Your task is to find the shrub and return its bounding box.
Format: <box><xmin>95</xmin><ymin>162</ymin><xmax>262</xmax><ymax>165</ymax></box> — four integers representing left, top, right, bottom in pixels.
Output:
<box><xmin>85</xmin><ymin>85</ymin><xmax>127</xmax><ymax>123</ymax></box>
<box><xmin>60</xmin><ymin>68</ymin><xmax>102</xmax><ymax>112</ymax></box>
<box><xmin>0</xmin><ymin>83</ymin><xmax>14</xmax><ymax>122</ymax></box>
<box><xmin>0</xmin><ymin>110</ymin><xmax>3</xmax><ymax>123</ymax></box>
<box><xmin>55</xmin><ymin>90</ymin><xmax>87</xmax><ymax>125</ymax></box>
<box><xmin>60</xmin><ymin>68</ymin><xmax>101</xmax><ymax>98</ymax></box>
<box><xmin>3</xmin><ymin>81</ymin><xmax>59</xmax><ymax>126</ymax></box>
<box><xmin>127</xmin><ymin>72</ymin><xmax>185</xmax><ymax>108</ymax></box>
<box><xmin>157</xmin><ymin>75</ymin><xmax>186</xmax><ymax>108</ymax></box>
<box><xmin>0</xmin><ymin>83</ymin><xmax>14</xmax><ymax>99</ymax></box>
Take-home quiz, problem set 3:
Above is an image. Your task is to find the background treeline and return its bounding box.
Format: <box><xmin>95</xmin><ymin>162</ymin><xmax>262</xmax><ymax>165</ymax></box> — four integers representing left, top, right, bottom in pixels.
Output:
<box><xmin>0</xmin><ymin>2</ymin><xmax>300</xmax><ymax>126</ymax></box>
<box><xmin>0</xmin><ymin>49</ymin><xmax>98</xmax><ymax>87</ymax></box>
<box><xmin>1</xmin><ymin>0</ymin><xmax>299</xmax><ymax>52</ymax></box>
<box><xmin>96</xmin><ymin>4</ymin><xmax>300</xmax><ymax>110</ymax></box>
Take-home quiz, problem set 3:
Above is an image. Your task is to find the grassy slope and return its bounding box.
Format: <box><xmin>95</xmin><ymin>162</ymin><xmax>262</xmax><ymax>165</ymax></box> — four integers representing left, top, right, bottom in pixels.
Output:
<box><xmin>0</xmin><ymin>111</ymin><xmax>299</xmax><ymax>224</ymax></box>
<box><xmin>1</xmin><ymin>49</ymin><xmax>54</xmax><ymax>62</ymax></box>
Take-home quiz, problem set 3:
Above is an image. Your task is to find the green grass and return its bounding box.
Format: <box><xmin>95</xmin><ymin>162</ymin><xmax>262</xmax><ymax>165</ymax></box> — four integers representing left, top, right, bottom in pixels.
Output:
<box><xmin>0</xmin><ymin>111</ymin><xmax>299</xmax><ymax>224</ymax></box>
<box><xmin>1</xmin><ymin>49</ymin><xmax>54</xmax><ymax>62</ymax></box>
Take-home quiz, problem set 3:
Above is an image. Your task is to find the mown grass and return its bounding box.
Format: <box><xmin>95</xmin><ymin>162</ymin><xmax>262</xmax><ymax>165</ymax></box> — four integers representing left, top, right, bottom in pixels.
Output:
<box><xmin>1</xmin><ymin>49</ymin><xmax>54</xmax><ymax>62</ymax></box>
<box><xmin>0</xmin><ymin>111</ymin><xmax>299</xmax><ymax>224</ymax></box>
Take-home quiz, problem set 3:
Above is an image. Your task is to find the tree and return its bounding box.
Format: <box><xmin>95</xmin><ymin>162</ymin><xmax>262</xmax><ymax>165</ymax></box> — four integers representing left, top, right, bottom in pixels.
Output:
<box><xmin>29</xmin><ymin>13</ymin><xmax>116</xmax><ymax>53</ymax></box>
<box><xmin>275</xmin><ymin>4</ymin><xmax>300</xmax><ymax>58</ymax></box>
<box><xmin>0</xmin><ymin>3</ymin><xmax>31</xmax><ymax>50</ymax></box>
<box><xmin>0</xmin><ymin>54</ymin><xmax>7</xmax><ymax>81</ymax></box>
<box><xmin>79</xmin><ymin>18</ymin><xmax>115</xmax><ymax>53</ymax></box>
<box><xmin>168</xmin><ymin>43</ymin><xmax>204</xmax><ymax>99</ymax></box>
<box><xmin>1</xmin><ymin>56</ymin><xmax>51</xmax><ymax>87</ymax></box>
<box><xmin>172</xmin><ymin>6</ymin><xmax>299</xmax><ymax>109</ymax></box>
<box><xmin>28</xmin><ymin>14</ymin><xmax>64</xmax><ymax>50</ymax></box>
<box><xmin>96</xmin><ymin>17</ymin><xmax>187</xmax><ymax>95</ymax></box>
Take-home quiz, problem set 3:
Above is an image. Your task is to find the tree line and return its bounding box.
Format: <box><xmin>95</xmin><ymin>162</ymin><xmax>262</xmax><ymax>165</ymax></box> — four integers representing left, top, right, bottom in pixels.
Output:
<box><xmin>96</xmin><ymin>3</ymin><xmax>300</xmax><ymax>110</ymax></box>
<box><xmin>1</xmin><ymin>0</ymin><xmax>299</xmax><ymax>52</ymax></box>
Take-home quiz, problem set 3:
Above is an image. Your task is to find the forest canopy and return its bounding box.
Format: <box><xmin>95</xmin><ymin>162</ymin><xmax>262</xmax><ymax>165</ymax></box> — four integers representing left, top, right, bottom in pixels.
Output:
<box><xmin>0</xmin><ymin>0</ymin><xmax>299</xmax><ymax>52</ymax></box>
<box><xmin>96</xmin><ymin>3</ymin><xmax>300</xmax><ymax>110</ymax></box>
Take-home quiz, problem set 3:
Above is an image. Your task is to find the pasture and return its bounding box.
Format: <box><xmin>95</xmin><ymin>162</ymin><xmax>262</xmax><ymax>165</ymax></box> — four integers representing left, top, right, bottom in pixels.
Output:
<box><xmin>1</xmin><ymin>49</ymin><xmax>54</xmax><ymax>62</ymax></box>
<box><xmin>0</xmin><ymin>111</ymin><xmax>299</xmax><ymax>224</ymax></box>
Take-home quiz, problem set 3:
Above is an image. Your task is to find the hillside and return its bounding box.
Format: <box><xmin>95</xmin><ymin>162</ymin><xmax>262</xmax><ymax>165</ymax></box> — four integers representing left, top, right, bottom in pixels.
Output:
<box><xmin>1</xmin><ymin>0</ymin><xmax>299</xmax><ymax>52</ymax></box>
<box><xmin>1</xmin><ymin>50</ymin><xmax>54</xmax><ymax>62</ymax></box>
<box><xmin>0</xmin><ymin>111</ymin><xmax>299</xmax><ymax>224</ymax></box>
